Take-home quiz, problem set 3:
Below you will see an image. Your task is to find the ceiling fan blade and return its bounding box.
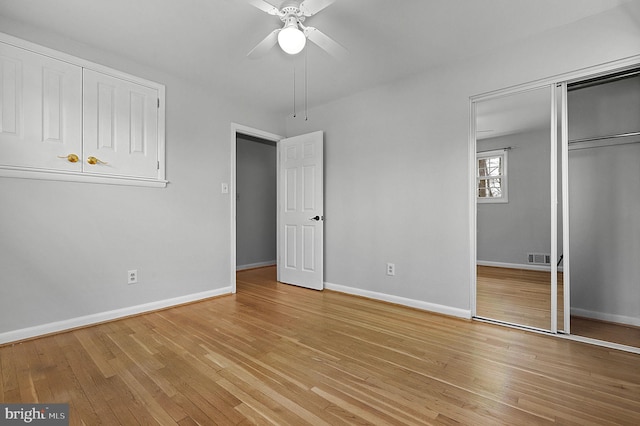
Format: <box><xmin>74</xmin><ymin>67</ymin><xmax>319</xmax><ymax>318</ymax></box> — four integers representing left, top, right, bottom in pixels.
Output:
<box><xmin>248</xmin><ymin>0</ymin><xmax>280</xmax><ymax>15</ymax></box>
<box><xmin>299</xmin><ymin>0</ymin><xmax>336</xmax><ymax>16</ymax></box>
<box><xmin>247</xmin><ymin>29</ymin><xmax>280</xmax><ymax>59</ymax></box>
<box><xmin>304</xmin><ymin>26</ymin><xmax>347</xmax><ymax>59</ymax></box>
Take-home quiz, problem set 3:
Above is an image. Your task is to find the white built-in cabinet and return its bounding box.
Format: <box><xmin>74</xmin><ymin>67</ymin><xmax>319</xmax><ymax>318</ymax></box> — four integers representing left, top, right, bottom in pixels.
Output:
<box><xmin>0</xmin><ymin>33</ymin><xmax>166</xmax><ymax>187</ymax></box>
<box><xmin>0</xmin><ymin>41</ymin><xmax>83</xmax><ymax>173</ymax></box>
<box><xmin>83</xmin><ymin>69</ymin><xmax>160</xmax><ymax>179</ymax></box>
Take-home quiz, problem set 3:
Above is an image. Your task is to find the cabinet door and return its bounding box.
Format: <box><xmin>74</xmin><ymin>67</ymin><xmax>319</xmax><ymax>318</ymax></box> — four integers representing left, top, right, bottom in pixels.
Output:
<box><xmin>83</xmin><ymin>69</ymin><xmax>159</xmax><ymax>178</ymax></box>
<box><xmin>0</xmin><ymin>42</ymin><xmax>82</xmax><ymax>171</ymax></box>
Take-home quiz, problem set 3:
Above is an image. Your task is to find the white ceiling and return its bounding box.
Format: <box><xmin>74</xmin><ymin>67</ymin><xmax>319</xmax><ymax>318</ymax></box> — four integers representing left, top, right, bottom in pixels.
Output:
<box><xmin>0</xmin><ymin>0</ymin><xmax>633</xmax><ymax>115</ymax></box>
<box><xmin>476</xmin><ymin>87</ymin><xmax>553</xmax><ymax>140</ymax></box>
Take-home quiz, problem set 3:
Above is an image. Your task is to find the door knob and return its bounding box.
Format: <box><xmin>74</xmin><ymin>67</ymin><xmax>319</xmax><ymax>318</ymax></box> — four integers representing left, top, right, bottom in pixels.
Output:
<box><xmin>87</xmin><ymin>156</ymin><xmax>107</xmax><ymax>165</ymax></box>
<box><xmin>58</xmin><ymin>154</ymin><xmax>79</xmax><ymax>163</ymax></box>
<box><xmin>309</xmin><ymin>215</ymin><xmax>323</xmax><ymax>221</ymax></box>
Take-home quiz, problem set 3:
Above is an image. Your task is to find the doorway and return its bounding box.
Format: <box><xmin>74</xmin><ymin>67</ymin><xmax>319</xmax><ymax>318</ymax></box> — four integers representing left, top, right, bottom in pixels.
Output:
<box><xmin>230</xmin><ymin>124</ymin><xmax>283</xmax><ymax>294</ymax></box>
<box><xmin>230</xmin><ymin>124</ymin><xmax>325</xmax><ymax>293</ymax></box>
<box><xmin>236</xmin><ymin>133</ymin><xmax>277</xmax><ymax>271</ymax></box>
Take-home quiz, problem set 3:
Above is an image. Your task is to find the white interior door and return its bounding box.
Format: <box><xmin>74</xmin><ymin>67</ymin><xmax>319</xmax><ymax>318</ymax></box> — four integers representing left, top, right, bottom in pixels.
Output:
<box><xmin>278</xmin><ymin>131</ymin><xmax>324</xmax><ymax>290</ymax></box>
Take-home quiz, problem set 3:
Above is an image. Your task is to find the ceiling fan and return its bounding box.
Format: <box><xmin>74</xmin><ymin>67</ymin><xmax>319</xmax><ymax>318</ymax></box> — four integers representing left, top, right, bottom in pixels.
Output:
<box><xmin>247</xmin><ymin>0</ymin><xmax>347</xmax><ymax>59</ymax></box>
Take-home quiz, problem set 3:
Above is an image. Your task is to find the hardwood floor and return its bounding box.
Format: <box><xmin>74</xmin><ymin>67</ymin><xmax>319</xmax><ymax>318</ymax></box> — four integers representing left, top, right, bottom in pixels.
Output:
<box><xmin>571</xmin><ymin>316</ymin><xmax>640</xmax><ymax>348</ymax></box>
<box><xmin>477</xmin><ymin>265</ymin><xmax>639</xmax><ymax>348</ymax></box>
<box><xmin>476</xmin><ymin>266</ymin><xmax>564</xmax><ymax>331</ymax></box>
<box><xmin>2</xmin><ymin>266</ymin><xmax>640</xmax><ymax>425</ymax></box>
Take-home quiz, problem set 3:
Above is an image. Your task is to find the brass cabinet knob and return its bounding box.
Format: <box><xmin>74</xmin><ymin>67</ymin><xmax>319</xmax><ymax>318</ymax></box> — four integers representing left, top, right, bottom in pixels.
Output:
<box><xmin>87</xmin><ymin>156</ymin><xmax>107</xmax><ymax>165</ymax></box>
<box><xmin>58</xmin><ymin>154</ymin><xmax>79</xmax><ymax>163</ymax></box>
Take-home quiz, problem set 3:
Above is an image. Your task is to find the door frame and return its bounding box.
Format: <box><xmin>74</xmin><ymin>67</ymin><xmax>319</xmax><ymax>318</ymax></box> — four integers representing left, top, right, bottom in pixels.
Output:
<box><xmin>230</xmin><ymin>123</ymin><xmax>283</xmax><ymax>294</ymax></box>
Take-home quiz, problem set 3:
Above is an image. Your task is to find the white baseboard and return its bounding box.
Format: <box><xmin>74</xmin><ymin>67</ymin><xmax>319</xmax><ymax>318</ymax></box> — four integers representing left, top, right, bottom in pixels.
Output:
<box><xmin>324</xmin><ymin>282</ymin><xmax>471</xmax><ymax>319</ymax></box>
<box><xmin>571</xmin><ymin>307</ymin><xmax>640</xmax><ymax>328</ymax></box>
<box><xmin>236</xmin><ymin>260</ymin><xmax>276</xmax><ymax>271</ymax></box>
<box><xmin>477</xmin><ymin>260</ymin><xmax>563</xmax><ymax>272</ymax></box>
<box><xmin>0</xmin><ymin>287</ymin><xmax>232</xmax><ymax>345</ymax></box>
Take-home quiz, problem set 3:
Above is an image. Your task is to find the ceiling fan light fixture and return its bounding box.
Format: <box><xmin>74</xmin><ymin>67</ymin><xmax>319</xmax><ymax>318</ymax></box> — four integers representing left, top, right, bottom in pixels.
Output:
<box><xmin>278</xmin><ymin>18</ymin><xmax>306</xmax><ymax>55</ymax></box>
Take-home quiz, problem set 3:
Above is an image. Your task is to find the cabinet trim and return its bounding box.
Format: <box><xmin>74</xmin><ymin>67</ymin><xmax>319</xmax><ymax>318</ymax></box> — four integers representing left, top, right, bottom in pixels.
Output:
<box><xmin>0</xmin><ymin>166</ymin><xmax>168</xmax><ymax>188</ymax></box>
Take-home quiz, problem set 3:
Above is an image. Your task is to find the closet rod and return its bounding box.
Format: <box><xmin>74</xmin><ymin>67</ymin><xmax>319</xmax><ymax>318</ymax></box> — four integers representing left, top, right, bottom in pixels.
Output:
<box><xmin>568</xmin><ymin>68</ymin><xmax>640</xmax><ymax>91</ymax></box>
<box><xmin>568</xmin><ymin>131</ymin><xmax>640</xmax><ymax>145</ymax></box>
<box><xmin>477</xmin><ymin>146</ymin><xmax>512</xmax><ymax>154</ymax></box>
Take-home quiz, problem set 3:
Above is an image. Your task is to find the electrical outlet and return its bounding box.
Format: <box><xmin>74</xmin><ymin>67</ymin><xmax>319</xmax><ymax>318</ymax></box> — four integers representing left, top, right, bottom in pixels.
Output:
<box><xmin>128</xmin><ymin>269</ymin><xmax>138</xmax><ymax>284</ymax></box>
<box><xmin>386</xmin><ymin>263</ymin><xmax>395</xmax><ymax>276</ymax></box>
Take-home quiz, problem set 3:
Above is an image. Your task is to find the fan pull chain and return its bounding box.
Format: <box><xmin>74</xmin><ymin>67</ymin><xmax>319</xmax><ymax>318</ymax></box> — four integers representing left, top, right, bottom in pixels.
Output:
<box><xmin>292</xmin><ymin>59</ymin><xmax>296</xmax><ymax>118</ymax></box>
<box><xmin>304</xmin><ymin>47</ymin><xmax>308</xmax><ymax>121</ymax></box>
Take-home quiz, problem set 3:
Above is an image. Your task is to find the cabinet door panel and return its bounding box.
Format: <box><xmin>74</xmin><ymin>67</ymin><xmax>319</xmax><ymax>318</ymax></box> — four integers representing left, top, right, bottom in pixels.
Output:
<box><xmin>83</xmin><ymin>69</ymin><xmax>159</xmax><ymax>178</ymax></box>
<box><xmin>0</xmin><ymin>42</ymin><xmax>82</xmax><ymax>171</ymax></box>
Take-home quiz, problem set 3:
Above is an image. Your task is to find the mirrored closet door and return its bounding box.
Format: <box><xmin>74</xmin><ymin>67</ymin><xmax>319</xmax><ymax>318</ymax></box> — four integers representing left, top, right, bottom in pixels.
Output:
<box><xmin>472</xmin><ymin>65</ymin><xmax>640</xmax><ymax>349</ymax></box>
<box><xmin>474</xmin><ymin>85</ymin><xmax>558</xmax><ymax>332</ymax></box>
<box><xmin>567</xmin><ymin>69</ymin><xmax>640</xmax><ymax>348</ymax></box>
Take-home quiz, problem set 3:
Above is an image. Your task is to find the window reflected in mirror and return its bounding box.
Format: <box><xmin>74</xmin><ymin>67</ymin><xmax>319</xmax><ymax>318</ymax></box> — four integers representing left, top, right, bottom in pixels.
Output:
<box><xmin>477</xmin><ymin>149</ymin><xmax>508</xmax><ymax>202</ymax></box>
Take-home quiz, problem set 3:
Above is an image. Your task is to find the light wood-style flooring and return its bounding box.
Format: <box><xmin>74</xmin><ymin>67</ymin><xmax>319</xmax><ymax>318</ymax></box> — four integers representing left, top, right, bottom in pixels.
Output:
<box><xmin>477</xmin><ymin>265</ymin><xmax>639</xmax><ymax>348</ymax></box>
<box><xmin>571</xmin><ymin>316</ymin><xmax>640</xmax><ymax>348</ymax></box>
<box><xmin>476</xmin><ymin>266</ymin><xmax>564</xmax><ymax>331</ymax></box>
<box><xmin>1</xmin><ymin>266</ymin><xmax>640</xmax><ymax>424</ymax></box>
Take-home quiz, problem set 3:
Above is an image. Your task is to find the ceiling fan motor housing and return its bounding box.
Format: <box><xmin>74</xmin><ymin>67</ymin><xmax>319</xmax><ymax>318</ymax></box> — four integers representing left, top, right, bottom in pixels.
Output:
<box><xmin>279</xmin><ymin>1</ymin><xmax>306</xmax><ymax>21</ymax></box>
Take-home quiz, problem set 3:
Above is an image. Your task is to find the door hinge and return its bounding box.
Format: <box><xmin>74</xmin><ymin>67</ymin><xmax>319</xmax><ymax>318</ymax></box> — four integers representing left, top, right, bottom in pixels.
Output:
<box><xmin>157</xmin><ymin>98</ymin><xmax>160</xmax><ymax>108</ymax></box>
<box><xmin>157</xmin><ymin>161</ymin><xmax>160</xmax><ymax>170</ymax></box>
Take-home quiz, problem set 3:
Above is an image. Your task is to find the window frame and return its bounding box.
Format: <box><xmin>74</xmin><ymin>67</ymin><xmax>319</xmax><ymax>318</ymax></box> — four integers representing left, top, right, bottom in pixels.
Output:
<box><xmin>476</xmin><ymin>149</ymin><xmax>508</xmax><ymax>203</ymax></box>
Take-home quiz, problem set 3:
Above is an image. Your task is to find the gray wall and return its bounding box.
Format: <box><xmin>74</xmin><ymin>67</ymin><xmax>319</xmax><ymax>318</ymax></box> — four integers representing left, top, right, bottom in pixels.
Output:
<box><xmin>236</xmin><ymin>136</ymin><xmax>277</xmax><ymax>269</ymax></box>
<box><xmin>0</xmin><ymin>18</ymin><xmax>284</xmax><ymax>338</ymax></box>
<box><xmin>568</xmin><ymin>76</ymin><xmax>640</xmax><ymax>325</ymax></box>
<box><xmin>477</xmin><ymin>129</ymin><xmax>551</xmax><ymax>266</ymax></box>
<box><xmin>285</xmin><ymin>3</ymin><xmax>640</xmax><ymax>315</ymax></box>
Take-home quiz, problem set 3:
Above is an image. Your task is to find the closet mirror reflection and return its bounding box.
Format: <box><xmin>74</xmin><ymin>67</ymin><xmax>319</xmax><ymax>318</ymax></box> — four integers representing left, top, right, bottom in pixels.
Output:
<box><xmin>475</xmin><ymin>86</ymin><xmax>556</xmax><ymax>331</ymax></box>
<box><xmin>567</xmin><ymin>71</ymin><xmax>640</xmax><ymax>347</ymax></box>
<box><xmin>474</xmin><ymin>66</ymin><xmax>640</xmax><ymax>348</ymax></box>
